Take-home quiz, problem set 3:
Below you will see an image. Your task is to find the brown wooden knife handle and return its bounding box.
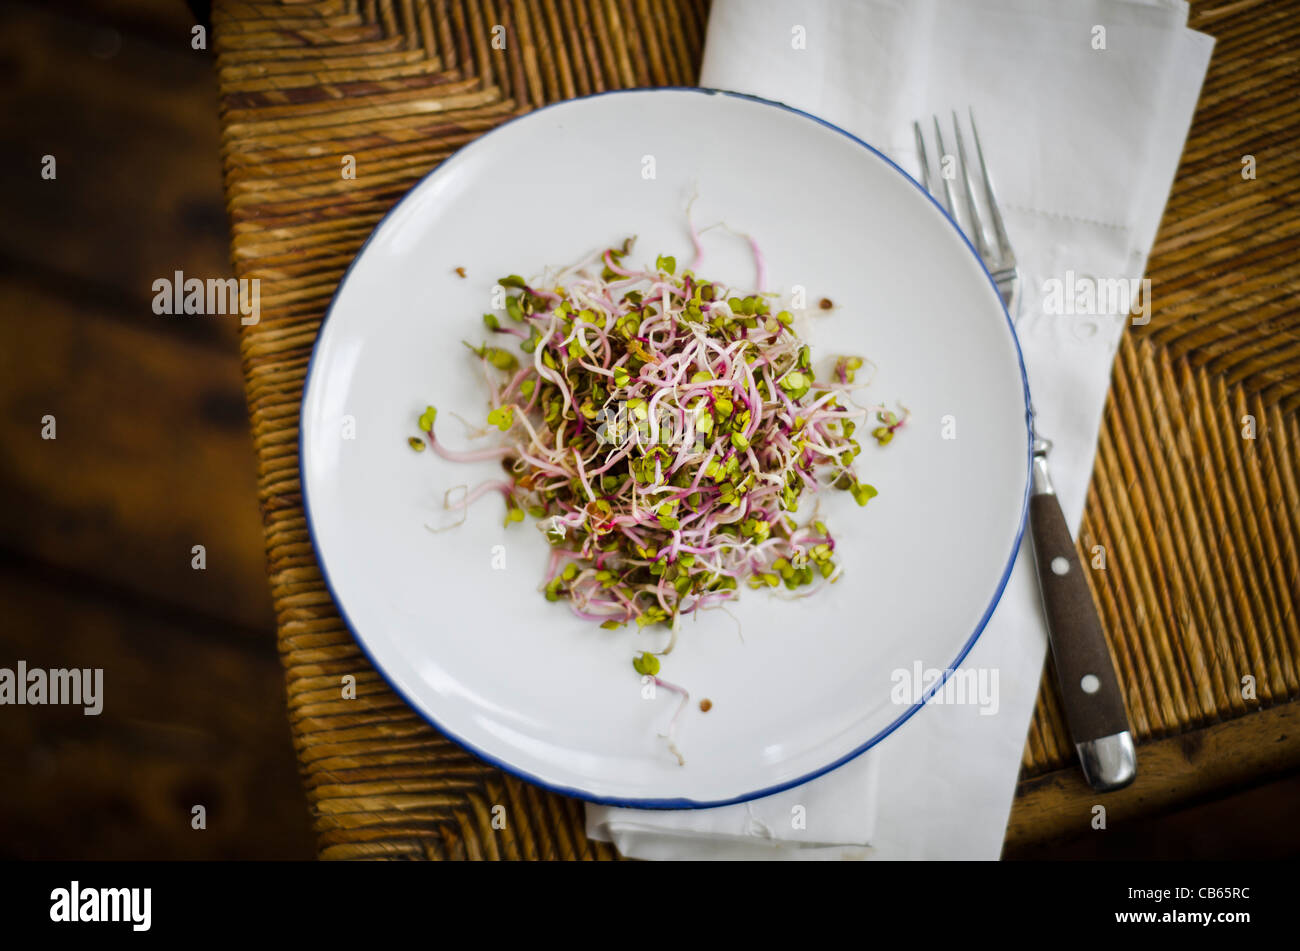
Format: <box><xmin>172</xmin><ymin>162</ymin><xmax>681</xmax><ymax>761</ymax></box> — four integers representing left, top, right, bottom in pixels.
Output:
<box><xmin>1028</xmin><ymin>482</ymin><xmax>1136</xmax><ymax>791</ymax></box>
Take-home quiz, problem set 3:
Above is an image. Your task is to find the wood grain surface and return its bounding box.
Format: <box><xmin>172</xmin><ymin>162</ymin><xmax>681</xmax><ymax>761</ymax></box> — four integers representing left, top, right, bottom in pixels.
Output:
<box><xmin>0</xmin><ymin>0</ymin><xmax>314</xmax><ymax>859</ymax></box>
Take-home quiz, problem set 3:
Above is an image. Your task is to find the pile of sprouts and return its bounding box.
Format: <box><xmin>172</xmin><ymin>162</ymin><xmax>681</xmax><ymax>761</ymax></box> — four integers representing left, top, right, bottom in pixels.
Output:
<box><xmin>415</xmin><ymin>239</ymin><xmax>906</xmax><ymax>680</ymax></box>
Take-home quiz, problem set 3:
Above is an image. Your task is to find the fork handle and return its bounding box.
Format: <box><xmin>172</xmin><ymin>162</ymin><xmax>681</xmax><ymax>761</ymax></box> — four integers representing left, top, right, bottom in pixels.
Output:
<box><xmin>1028</xmin><ymin>458</ymin><xmax>1136</xmax><ymax>793</ymax></box>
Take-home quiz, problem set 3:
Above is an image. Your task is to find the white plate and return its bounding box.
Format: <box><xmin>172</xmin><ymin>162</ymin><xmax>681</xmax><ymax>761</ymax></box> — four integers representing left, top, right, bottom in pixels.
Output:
<box><xmin>301</xmin><ymin>88</ymin><xmax>1031</xmax><ymax>808</ymax></box>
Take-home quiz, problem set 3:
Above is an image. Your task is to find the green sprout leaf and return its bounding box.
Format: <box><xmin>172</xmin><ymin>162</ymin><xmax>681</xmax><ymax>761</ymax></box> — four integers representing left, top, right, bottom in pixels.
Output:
<box><xmin>417</xmin><ymin>406</ymin><xmax>437</xmax><ymax>431</ymax></box>
<box><xmin>485</xmin><ymin>347</ymin><xmax>519</xmax><ymax>370</ymax></box>
<box><xmin>850</xmin><ymin>481</ymin><xmax>879</xmax><ymax>506</ymax></box>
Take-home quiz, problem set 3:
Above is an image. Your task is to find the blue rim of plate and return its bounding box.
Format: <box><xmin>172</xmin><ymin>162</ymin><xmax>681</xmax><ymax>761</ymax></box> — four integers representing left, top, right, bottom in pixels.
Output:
<box><xmin>299</xmin><ymin>86</ymin><xmax>1034</xmax><ymax>810</ymax></box>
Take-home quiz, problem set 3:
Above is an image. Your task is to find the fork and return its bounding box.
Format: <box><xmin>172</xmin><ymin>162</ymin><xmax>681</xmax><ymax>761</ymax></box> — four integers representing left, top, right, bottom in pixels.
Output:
<box><xmin>914</xmin><ymin>110</ymin><xmax>1137</xmax><ymax>793</ymax></box>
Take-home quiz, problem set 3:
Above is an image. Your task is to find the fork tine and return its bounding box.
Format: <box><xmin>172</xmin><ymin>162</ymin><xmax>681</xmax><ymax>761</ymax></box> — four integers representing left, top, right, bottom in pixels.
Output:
<box><xmin>912</xmin><ymin>121</ymin><xmax>933</xmax><ymax>196</ymax></box>
<box><xmin>952</xmin><ymin>110</ymin><xmax>993</xmax><ymax>259</ymax></box>
<box><xmin>968</xmin><ymin>107</ymin><xmax>1015</xmax><ymax>263</ymax></box>
<box><xmin>931</xmin><ymin>116</ymin><xmax>961</xmax><ymax>226</ymax></box>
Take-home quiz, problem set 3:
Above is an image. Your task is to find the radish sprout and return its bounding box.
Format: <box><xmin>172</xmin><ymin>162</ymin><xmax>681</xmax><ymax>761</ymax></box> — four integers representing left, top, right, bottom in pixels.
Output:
<box><xmin>416</xmin><ymin>239</ymin><xmax>905</xmax><ymax>673</ymax></box>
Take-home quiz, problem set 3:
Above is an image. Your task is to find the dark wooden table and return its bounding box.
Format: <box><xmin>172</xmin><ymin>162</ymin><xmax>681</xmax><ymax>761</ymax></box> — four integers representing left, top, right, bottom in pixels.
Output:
<box><xmin>0</xmin><ymin>0</ymin><xmax>314</xmax><ymax>858</ymax></box>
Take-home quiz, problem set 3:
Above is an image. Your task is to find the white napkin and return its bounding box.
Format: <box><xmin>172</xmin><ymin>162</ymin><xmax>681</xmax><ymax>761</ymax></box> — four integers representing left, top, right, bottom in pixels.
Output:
<box><xmin>587</xmin><ymin>752</ymin><xmax>880</xmax><ymax>861</ymax></box>
<box><xmin>587</xmin><ymin>0</ymin><xmax>1213</xmax><ymax>859</ymax></box>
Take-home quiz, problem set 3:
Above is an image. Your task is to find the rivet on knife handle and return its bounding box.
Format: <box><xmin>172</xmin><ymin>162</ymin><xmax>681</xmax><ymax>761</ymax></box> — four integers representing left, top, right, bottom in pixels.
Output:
<box><xmin>1028</xmin><ymin>439</ymin><xmax>1136</xmax><ymax>792</ymax></box>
